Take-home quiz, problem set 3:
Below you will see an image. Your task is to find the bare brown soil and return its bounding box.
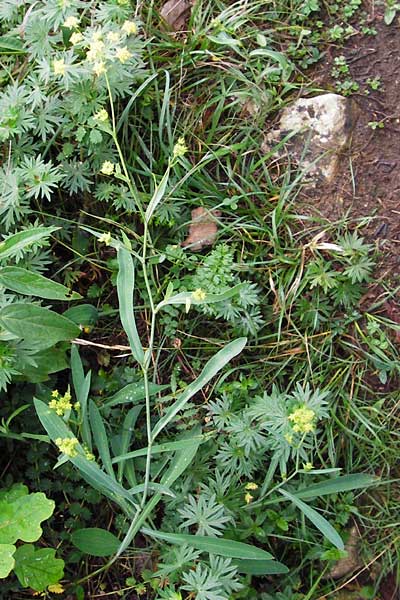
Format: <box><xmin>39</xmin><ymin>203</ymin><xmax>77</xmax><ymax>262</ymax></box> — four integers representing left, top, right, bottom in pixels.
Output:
<box><xmin>304</xmin><ymin>4</ymin><xmax>400</xmax><ymax>332</ymax></box>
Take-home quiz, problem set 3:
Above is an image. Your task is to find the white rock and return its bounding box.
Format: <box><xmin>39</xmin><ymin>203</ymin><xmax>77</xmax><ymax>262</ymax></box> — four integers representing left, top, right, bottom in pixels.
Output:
<box><xmin>266</xmin><ymin>93</ymin><xmax>357</xmax><ymax>182</ymax></box>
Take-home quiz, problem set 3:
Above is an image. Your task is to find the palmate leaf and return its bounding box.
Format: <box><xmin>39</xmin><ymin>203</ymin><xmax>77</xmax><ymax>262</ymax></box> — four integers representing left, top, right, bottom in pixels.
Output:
<box><xmin>0</xmin><ymin>544</ymin><xmax>16</xmax><ymax>578</ymax></box>
<box><xmin>13</xmin><ymin>545</ymin><xmax>64</xmax><ymax>592</ymax></box>
<box><xmin>0</xmin><ymin>492</ymin><xmax>54</xmax><ymax>545</ymax></box>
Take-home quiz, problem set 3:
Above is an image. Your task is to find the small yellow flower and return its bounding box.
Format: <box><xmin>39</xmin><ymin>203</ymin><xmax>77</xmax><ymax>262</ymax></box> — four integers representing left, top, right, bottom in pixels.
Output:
<box><xmin>70</xmin><ymin>32</ymin><xmax>83</xmax><ymax>45</ymax></box>
<box><xmin>284</xmin><ymin>432</ymin><xmax>293</xmax><ymax>445</ymax></box>
<box><xmin>245</xmin><ymin>482</ymin><xmax>258</xmax><ymax>491</ymax></box>
<box><xmin>122</xmin><ymin>20</ymin><xmax>138</xmax><ymax>35</ymax></box>
<box><xmin>63</xmin><ymin>15</ymin><xmax>79</xmax><ymax>29</ymax></box>
<box><xmin>92</xmin><ymin>61</ymin><xmax>106</xmax><ymax>76</ymax></box>
<box><xmin>53</xmin><ymin>59</ymin><xmax>67</xmax><ymax>76</ymax></box>
<box><xmin>92</xmin><ymin>31</ymin><xmax>103</xmax><ymax>42</ymax></box>
<box><xmin>192</xmin><ymin>288</ymin><xmax>206</xmax><ymax>301</ymax></box>
<box><xmin>98</xmin><ymin>231</ymin><xmax>112</xmax><ymax>245</ymax></box>
<box><xmin>173</xmin><ymin>137</ymin><xmax>188</xmax><ymax>159</ymax></box>
<box><xmin>303</xmin><ymin>462</ymin><xmax>314</xmax><ymax>472</ymax></box>
<box><xmin>55</xmin><ymin>437</ymin><xmax>79</xmax><ymax>458</ymax></box>
<box><xmin>288</xmin><ymin>406</ymin><xmax>316</xmax><ymax>434</ymax></box>
<box><xmin>245</xmin><ymin>492</ymin><xmax>254</xmax><ymax>504</ymax></box>
<box><xmin>86</xmin><ymin>40</ymin><xmax>105</xmax><ymax>62</ymax></box>
<box><xmin>107</xmin><ymin>31</ymin><xmax>120</xmax><ymax>43</ymax></box>
<box><xmin>84</xmin><ymin>448</ymin><xmax>95</xmax><ymax>461</ymax></box>
<box><xmin>74</xmin><ymin>401</ymin><xmax>81</xmax><ymax>411</ymax></box>
<box><xmin>100</xmin><ymin>161</ymin><xmax>114</xmax><ymax>176</ymax></box>
<box><xmin>49</xmin><ymin>388</ymin><xmax>73</xmax><ymax>416</ymax></box>
<box><xmin>47</xmin><ymin>583</ymin><xmax>64</xmax><ymax>594</ymax></box>
<box><xmin>93</xmin><ymin>108</ymin><xmax>109</xmax><ymax>122</ymax></box>
<box><xmin>116</xmin><ymin>46</ymin><xmax>132</xmax><ymax>63</ymax></box>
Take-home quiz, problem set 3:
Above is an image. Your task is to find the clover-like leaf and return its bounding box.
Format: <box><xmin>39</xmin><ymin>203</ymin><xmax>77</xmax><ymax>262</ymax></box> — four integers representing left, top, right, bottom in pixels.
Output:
<box><xmin>0</xmin><ymin>544</ymin><xmax>16</xmax><ymax>578</ymax></box>
<box><xmin>0</xmin><ymin>492</ymin><xmax>55</xmax><ymax>545</ymax></box>
<box><xmin>13</xmin><ymin>544</ymin><xmax>64</xmax><ymax>592</ymax></box>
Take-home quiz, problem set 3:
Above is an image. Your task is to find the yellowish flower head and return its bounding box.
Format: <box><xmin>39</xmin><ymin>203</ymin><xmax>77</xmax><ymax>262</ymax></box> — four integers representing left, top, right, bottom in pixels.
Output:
<box><xmin>92</xmin><ymin>61</ymin><xmax>106</xmax><ymax>76</ymax></box>
<box><xmin>284</xmin><ymin>432</ymin><xmax>293</xmax><ymax>445</ymax></box>
<box><xmin>192</xmin><ymin>288</ymin><xmax>206</xmax><ymax>301</ymax></box>
<box><xmin>100</xmin><ymin>161</ymin><xmax>115</xmax><ymax>176</ymax></box>
<box><xmin>47</xmin><ymin>583</ymin><xmax>64</xmax><ymax>594</ymax></box>
<box><xmin>86</xmin><ymin>40</ymin><xmax>105</xmax><ymax>62</ymax></box>
<box><xmin>55</xmin><ymin>437</ymin><xmax>79</xmax><ymax>458</ymax></box>
<box><xmin>116</xmin><ymin>46</ymin><xmax>132</xmax><ymax>64</ymax></box>
<box><xmin>63</xmin><ymin>15</ymin><xmax>79</xmax><ymax>29</ymax></box>
<box><xmin>93</xmin><ymin>108</ymin><xmax>109</xmax><ymax>122</ymax></box>
<box><xmin>49</xmin><ymin>388</ymin><xmax>72</xmax><ymax>416</ymax></box>
<box><xmin>173</xmin><ymin>137</ymin><xmax>188</xmax><ymax>159</ymax></box>
<box><xmin>288</xmin><ymin>405</ymin><xmax>316</xmax><ymax>434</ymax></box>
<box><xmin>245</xmin><ymin>482</ymin><xmax>258</xmax><ymax>491</ymax></box>
<box><xmin>244</xmin><ymin>492</ymin><xmax>254</xmax><ymax>504</ymax></box>
<box><xmin>303</xmin><ymin>462</ymin><xmax>314</xmax><ymax>472</ymax></box>
<box><xmin>70</xmin><ymin>31</ymin><xmax>83</xmax><ymax>45</ymax></box>
<box><xmin>107</xmin><ymin>31</ymin><xmax>120</xmax><ymax>43</ymax></box>
<box><xmin>98</xmin><ymin>231</ymin><xmax>112</xmax><ymax>245</ymax></box>
<box><xmin>122</xmin><ymin>20</ymin><xmax>138</xmax><ymax>35</ymax></box>
<box><xmin>53</xmin><ymin>59</ymin><xmax>67</xmax><ymax>76</ymax></box>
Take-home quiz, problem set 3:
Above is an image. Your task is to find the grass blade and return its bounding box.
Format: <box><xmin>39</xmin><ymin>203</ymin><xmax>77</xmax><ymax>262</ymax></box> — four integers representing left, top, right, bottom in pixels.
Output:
<box><xmin>89</xmin><ymin>400</ymin><xmax>114</xmax><ymax>479</ymax></box>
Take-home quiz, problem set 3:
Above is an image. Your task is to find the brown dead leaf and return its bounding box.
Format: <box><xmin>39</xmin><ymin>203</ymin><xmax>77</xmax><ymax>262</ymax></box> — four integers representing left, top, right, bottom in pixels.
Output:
<box><xmin>160</xmin><ymin>0</ymin><xmax>192</xmax><ymax>31</ymax></box>
<box><xmin>329</xmin><ymin>526</ymin><xmax>361</xmax><ymax>579</ymax></box>
<box><xmin>182</xmin><ymin>207</ymin><xmax>220</xmax><ymax>251</ymax></box>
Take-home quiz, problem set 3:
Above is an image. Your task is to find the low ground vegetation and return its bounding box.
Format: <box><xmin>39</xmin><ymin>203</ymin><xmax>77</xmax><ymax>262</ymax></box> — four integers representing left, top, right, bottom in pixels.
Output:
<box><xmin>0</xmin><ymin>1</ymin><xmax>399</xmax><ymax>599</ymax></box>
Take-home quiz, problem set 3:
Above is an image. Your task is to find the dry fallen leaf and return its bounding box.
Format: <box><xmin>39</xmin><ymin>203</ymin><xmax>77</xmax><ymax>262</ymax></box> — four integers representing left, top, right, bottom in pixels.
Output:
<box><xmin>160</xmin><ymin>0</ymin><xmax>193</xmax><ymax>31</ymax></box>
<box><xmin>182</xmin><ymin>207</ymin><xmax>220</xmax><ymax>251</ymax></box>
<box><xmin>329</xmin><ymin>526</ymin><xmax>361</xmax><ymax>579</ymax></box>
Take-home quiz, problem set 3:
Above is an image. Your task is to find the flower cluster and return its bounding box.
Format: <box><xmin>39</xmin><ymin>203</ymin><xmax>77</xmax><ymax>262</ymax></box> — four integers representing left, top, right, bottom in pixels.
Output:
<box><xmin>288</xmin><ymin>405</ymin><xmax>316</xmax><ymax>434</ymax></box>
<box><xmin>55</xmin><ymin>437</ymin><xmax>79</xmax><ymax>457</ymax></box>
<box><xmin>49</xmin><ymin>388</ymin><xmax>79</xmax><ymax>416</ymax></box>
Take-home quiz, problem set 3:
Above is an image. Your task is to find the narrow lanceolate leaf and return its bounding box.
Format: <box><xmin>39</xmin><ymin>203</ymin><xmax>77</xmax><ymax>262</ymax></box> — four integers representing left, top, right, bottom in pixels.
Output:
<box><xmin>0</xmin><ymin>305</ymin><xmax>80</xmax><ymax>351</ymax></box>
<box><xmin>116</xmin><ymin>427</ymin><xmax>202</xmax><ymax>556</ymax></box>
<box><xmin>141</xmin><ymin>529</ymin><xmax>273</xmax><ymax>561</ymax></box>
<box><xmin>0</xmin><ymin>267</ymin><xmax>81</xmax><ymax>300</ymax></box>
<box><xmin>117</xmin><ymin>248</ymin><xmax>144</xmax><ymax>364</ymax></box>
<box><xmin>234</xmin><ymin>559</ymin><xmax>288</xmax><ymax>575</ymax></box>
<box><xmin>145</xmin><ymin>166</ymin><xmax>170</xmax><ymax>223</ymax></box>
<box><xmin>152</xmin><ymin>337</ymin><xmax>247</xmax><ymax>439</ymax></box>
<box><xmin>34</xmin><ymin>399</ymin><xmax>136</xmax><ymax>516</ymax></box>
<box><xmin>71</xmin><ymin>528</ymin><xmax>120</xmax><ymax>557</ymax></box>
<box><xmin>279</xmin><ymin>489</ymin><xmax>344</xmax><ymax>550</ymax></box>
<box><xmin>112</xmin><ymin>434</ymin><xmax>206</xmax><ymax>464</ymax></box>
<box><xmin>71</xmin><ymin>345</ymin><xmax>92</xmax><ymax>450</ymax></box>
<box><xmin>0</xmin><ymin>227</ymin><xmax>59</xmax><ymax>260</ymax></box>
<box><xmin>295</xmin><ymin>474</ymin><xmax>378</xmax><ymax>501</ymax></box>
<box><xmin>104</xmin><ymin>382</ymin><xmax>167</xmax><ymax>408</ymax></box>
<box><xmin>89</xmin><ymin>401</ymin><xmax>114</xmax><ymax>479</ymax></box>
<box><xmin>156</xmin><ymin>284</ymin><xmax>245</xmax><ymax>311</ymax></box>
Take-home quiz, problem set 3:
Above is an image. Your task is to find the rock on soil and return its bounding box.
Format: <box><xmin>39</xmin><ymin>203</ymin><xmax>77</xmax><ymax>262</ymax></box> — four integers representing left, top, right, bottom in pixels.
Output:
<box><xmin>265</xmin><ymin>93</ymin><xmax>357</xmax><ymax>182</ymax></box>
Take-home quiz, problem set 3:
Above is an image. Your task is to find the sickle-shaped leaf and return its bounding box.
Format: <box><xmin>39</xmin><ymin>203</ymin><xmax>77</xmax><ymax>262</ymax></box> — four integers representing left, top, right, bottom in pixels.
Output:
<box><xmin>278</xmin><ymin>489</ymin><xmax>344</xmax><ymax>550</ymax></box>
<box><xmin>152</xmin><ymin>337</ymin><xmax>246</xmax><ymax>439</ymax></box>
<box><xmin>142</xmin><ymin>529</ymin><xmax>273</xmax><ymax>561</ymax></box>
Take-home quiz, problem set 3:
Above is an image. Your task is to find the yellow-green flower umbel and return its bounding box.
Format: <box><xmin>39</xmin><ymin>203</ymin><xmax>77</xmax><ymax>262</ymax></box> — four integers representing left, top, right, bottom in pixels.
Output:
<box><xmin>288</xmin><ymin>405</ymin><xmax>316</xmax><ymax>434</ymax></box>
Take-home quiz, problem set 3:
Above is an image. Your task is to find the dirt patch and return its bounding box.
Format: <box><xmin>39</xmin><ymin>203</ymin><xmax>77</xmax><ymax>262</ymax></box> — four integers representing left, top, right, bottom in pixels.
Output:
<box><xmin>301</xmin><ymin>5</ymin><xmax>400</xmax><ymax>321</ymax></box>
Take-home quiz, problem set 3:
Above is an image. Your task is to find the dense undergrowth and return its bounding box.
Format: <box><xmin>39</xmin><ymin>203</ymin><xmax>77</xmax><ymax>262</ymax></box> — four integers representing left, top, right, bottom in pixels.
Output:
<box><xmin>0</xmin><ymin>0</ymin><xmax>399</xmax><ymax>598</ymax></box>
